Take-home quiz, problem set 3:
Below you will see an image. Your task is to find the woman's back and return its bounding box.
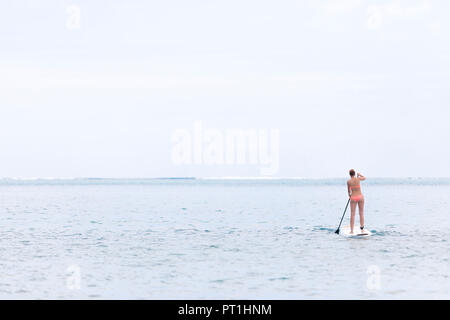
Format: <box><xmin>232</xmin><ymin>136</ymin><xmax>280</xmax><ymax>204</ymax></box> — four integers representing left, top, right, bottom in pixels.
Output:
<box><xmin>347</xmin><ymin>177</ymin><xmax>362</xmax><ymax>196</ymax></box>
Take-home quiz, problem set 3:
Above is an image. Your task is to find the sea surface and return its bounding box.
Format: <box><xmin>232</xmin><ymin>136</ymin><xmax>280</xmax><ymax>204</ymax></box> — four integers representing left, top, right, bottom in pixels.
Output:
<box><xmin>0</xmin><ymin>178</ymin><xmax>449</xmax><ymax>299</ymax></box>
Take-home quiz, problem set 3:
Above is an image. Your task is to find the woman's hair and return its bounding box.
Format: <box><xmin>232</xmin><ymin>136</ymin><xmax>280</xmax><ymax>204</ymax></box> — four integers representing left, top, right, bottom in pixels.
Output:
<box><xmin>349</xmin><ymin>169</ymin><xmax>356</xmax><ymax>177</ymax></box>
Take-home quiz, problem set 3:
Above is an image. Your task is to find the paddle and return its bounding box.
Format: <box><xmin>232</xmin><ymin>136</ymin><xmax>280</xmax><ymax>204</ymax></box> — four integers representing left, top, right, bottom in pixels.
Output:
<box><xmin>335</xmin><ymin>198</ymin><xmax>350</xmax><ymax>234</ymax></box>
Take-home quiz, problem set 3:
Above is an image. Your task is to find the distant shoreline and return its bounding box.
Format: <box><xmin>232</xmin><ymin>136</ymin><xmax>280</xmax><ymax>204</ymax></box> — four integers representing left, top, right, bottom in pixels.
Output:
<box><xmin>1</xmin><ymin>177</ymin><xmax>450</xmax><ymax>186</ymax></box>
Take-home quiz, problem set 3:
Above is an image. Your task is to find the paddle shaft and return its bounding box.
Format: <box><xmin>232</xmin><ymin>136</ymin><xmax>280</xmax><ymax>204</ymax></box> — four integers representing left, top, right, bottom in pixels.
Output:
<box><xmin>335</xmin><ymin>198</ymin><xmax>351</xmax><ymax>233</ymax></box>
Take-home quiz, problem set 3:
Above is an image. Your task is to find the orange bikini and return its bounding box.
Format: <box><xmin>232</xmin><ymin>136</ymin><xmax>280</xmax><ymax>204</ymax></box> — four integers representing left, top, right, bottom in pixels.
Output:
<box><xmin>350</xmin><ymin>185</ymin><xmax>363</xmax><ymax>202</ymax></box>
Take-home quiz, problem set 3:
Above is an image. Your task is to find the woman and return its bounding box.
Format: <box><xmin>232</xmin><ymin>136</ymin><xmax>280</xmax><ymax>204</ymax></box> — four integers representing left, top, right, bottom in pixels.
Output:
<box><xmin>347</xmin><ymin>169</ymin><xmax>366</xmax><ymax>234</ymax></box>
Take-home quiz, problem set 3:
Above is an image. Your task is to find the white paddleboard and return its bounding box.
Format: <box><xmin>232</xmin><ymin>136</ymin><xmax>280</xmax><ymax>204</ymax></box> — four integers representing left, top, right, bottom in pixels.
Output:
<box><xmin>340</xmin><ymin>225</ymin><xmax>371</xmax><ymax>237</ymax></box>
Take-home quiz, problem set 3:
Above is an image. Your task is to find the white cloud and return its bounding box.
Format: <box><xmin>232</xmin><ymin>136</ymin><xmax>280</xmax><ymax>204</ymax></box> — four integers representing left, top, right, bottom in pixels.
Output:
<box><xmin>366</xmin><ymin>0</ymin><xmax>432</xmax><ymax>30</ymax></box>
<box><xmin>0</xmin><ymin>64</ymin><xmax>362</xmax><ymax>91</ymax></box>
<box><xmin>320</xmin><ymin>0</ymin><xmax>362</xmax><ymax>14</ymax></box>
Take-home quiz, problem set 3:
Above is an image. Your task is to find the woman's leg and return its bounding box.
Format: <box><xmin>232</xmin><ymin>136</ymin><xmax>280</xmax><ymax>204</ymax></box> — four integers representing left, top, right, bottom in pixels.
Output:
<box><xmin>358</xmin><ymin>196</ymin><xmax>365</xmax><ymax>230</ymax></box>
<box><xmin>350</xmin><ymin>200</ymin><xmax>357</xmax><ymax>233</ymax></box>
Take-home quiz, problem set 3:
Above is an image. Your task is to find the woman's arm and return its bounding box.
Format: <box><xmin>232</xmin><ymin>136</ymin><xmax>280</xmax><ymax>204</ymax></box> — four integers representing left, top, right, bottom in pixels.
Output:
<box><xmin>347</xmin><ymin>181</ymin><xmax>351</xmax><ymax>197</ymax></box>
<box><xmin>357</xmin><ymin>173</ymin><xmax>366</xmax><ymax>181</ymax></box>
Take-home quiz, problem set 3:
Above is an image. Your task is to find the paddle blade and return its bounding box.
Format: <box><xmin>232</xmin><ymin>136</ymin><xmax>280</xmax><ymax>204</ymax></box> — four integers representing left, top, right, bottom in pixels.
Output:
<box><xmin>335</xmin><ymin>229</ymin><xmax>340</xmax><ymax>234</ymax></box>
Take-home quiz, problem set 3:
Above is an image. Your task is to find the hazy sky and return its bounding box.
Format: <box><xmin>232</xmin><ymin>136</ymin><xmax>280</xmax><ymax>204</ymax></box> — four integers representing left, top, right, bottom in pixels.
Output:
<box><xmin>1</xmin><ymin>0</ymin><xmax>449</xmax><ymax>178</ymax></box>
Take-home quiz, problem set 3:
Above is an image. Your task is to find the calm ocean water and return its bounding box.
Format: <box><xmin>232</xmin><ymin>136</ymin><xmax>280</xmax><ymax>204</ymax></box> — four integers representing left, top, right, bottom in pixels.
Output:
<box><xmin>0</xmin><ymin>178</ymin><xmax>449</xmax><ymax>299</ymax></box>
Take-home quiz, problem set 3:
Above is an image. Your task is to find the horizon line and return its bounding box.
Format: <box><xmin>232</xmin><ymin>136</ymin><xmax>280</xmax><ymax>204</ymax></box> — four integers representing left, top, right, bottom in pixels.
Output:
<box><xmin>1</xmin><ymin>176</ymin><xmax>450</xmax><ymax>181</ymax></box>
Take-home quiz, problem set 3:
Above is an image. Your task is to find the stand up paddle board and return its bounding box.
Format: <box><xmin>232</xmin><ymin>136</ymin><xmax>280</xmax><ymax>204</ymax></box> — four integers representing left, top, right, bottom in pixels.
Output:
<box><xmin>341</xmin><ymin>225</ymin><xmax>371</xmax><ymax>237</ymax></box>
